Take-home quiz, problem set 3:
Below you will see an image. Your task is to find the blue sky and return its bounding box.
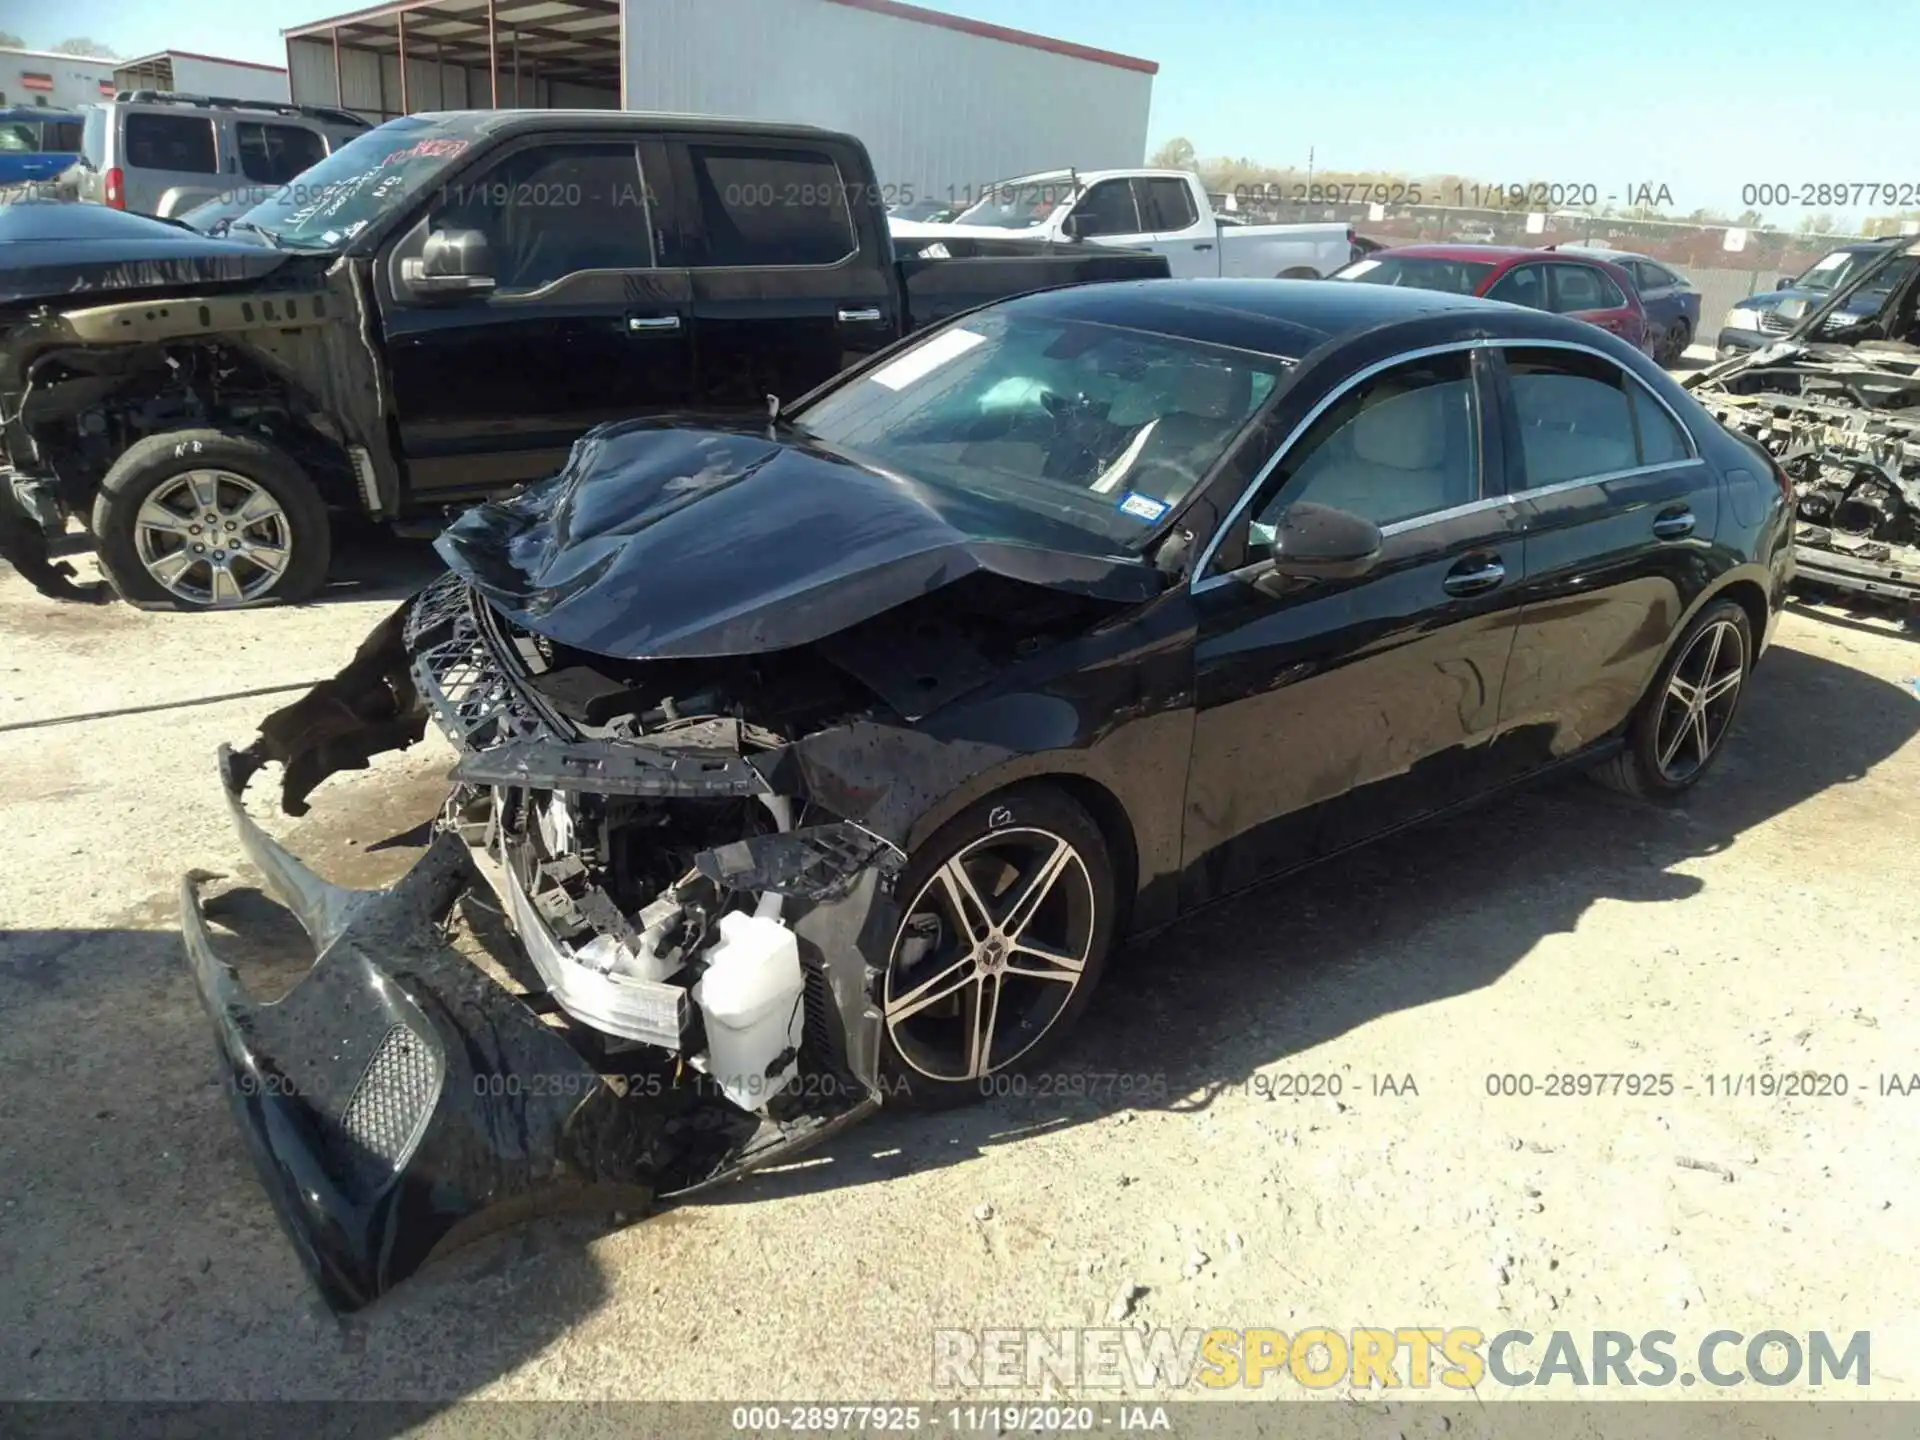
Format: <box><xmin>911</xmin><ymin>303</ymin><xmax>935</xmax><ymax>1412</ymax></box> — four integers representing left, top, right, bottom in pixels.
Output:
<box><xmin>1</xmin><ymin>0</ymin><xmax>1909</xmax><ymax>221</ymax></box>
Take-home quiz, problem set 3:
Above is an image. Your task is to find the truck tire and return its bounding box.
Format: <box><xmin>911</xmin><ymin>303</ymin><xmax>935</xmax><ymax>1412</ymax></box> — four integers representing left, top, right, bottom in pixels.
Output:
<box><xmin>92</xmin><ymin>429</ymin><xmax>331</xmax><ymax>611</ymax></box>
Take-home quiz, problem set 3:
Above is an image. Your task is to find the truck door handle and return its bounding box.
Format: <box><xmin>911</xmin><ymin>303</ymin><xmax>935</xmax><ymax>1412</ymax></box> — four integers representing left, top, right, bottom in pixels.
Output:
<box><xmin>1652</xmin><ymin>508</ymin><xmax>1695</xmax><ymax>540</ymax></box>
<box><xmin>1442</xmin><ymin>557</ymin><xmax>1506</xmax><ymax>596</ymax></box>
<box><xmin>837</xmin><ymin>307</ymin><xmax>883</xmax><ymax>323</ymax></box>
<box><xmin>1193</xmin><ymin>242</ymin><xmax>1214</xmax><ymax>251</ymax></box>
<box><xmin>627</xmin><ymin>314</ymin><xmax>681</xmax><ymax>333</ymax></box>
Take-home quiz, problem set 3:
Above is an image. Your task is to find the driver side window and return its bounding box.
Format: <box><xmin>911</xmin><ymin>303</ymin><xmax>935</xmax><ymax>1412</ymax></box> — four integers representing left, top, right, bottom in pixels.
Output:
<box><xmin>1069</xmin><ymin>179</ymin><xmax>1142</xmax><ymax>238</ymax></box>
<box><xmin>1237</xmin><ymin>351</ymin><xmax>1479</xmax><ymax>566</ymax></box>
<box><xmin>429</xmin><ymin>143</ymin><xmax>653</xmax><ymax>292</ymax></box>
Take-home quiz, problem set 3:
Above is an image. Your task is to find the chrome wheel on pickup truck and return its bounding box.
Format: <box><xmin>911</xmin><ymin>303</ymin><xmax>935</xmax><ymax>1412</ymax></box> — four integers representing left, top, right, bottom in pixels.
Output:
<box><xmin>134</xmin><ymin>470</ymin><xmax>292</xmax><ymax>606</ymax></box>
<box><xmin>92</xmin><ymin>428</ymin><xmax>332</xmax><ymax>611</ymax></box>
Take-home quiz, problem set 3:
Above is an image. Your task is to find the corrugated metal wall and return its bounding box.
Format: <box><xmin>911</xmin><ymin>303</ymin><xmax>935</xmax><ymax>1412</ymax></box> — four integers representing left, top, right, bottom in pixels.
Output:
<box><xmin>623</xmin><ymin>0</ymin><xmax>1152</xmax><ymax>202</ymax></box>
<box><xmin>288</xmin><ymin>36</ymin><xmax>615</xmax><ymax>121</ymax></box>
<box><xmin>166</xmin><ymin>56</ymin><xmax>291</xmax><ymax>103</ymax></box>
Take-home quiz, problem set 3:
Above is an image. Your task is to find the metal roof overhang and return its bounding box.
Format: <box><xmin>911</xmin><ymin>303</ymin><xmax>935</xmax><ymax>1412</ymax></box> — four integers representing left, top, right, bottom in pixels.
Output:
<box><xmin>286</xmin><ymin>0</ymin><xmax>624</xmax><ymax>103</ymax></box>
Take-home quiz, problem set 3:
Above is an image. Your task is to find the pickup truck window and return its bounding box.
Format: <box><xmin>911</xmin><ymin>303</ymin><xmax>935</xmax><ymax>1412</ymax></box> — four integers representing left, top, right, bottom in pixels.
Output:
<box><xmin>1135</xmin><ymin>177</ymin><xmax>1197</xmax><ymax>231</ymax></box>
<box><xmin>680</xmin><ymin>144</ymin><xmax>856</xmax><ymax>267</ymax></box>
<box><xmin>793</xmin><ymin>310</ymin><xmax>1284</xmax><ymax>545</ymax></box>
<box><xmin>1072</xmin><ymin>179</ymin><xmax>1142</xmax><ymax>238</ymax></box>
<box><xmin>429</xmin><ymin>143</ymin><xmax>654</xmax><ymax>289</ymax></box>
<box><xmin>950</xmin><ymin>172</ymin><xmax>1073</xmax><ymax>229</ymax></box>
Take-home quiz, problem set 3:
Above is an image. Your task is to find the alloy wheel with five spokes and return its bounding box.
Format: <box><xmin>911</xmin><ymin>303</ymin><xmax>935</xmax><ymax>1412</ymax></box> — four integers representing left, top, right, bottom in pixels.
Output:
<box><xmin>884</xmin><ymin>825</ymin><xmax>1098</xmax><ymax>1085</ymax></box>
<box><xmin>1652</xmin><ymin>616</ymin><xmax>1746</xmax><ymax>783</ymax></box>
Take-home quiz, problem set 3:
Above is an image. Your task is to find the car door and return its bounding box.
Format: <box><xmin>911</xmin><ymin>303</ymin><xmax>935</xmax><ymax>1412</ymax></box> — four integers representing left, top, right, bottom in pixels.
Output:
<box><xmin>1132</xmin><ymin>176</ymin><xmax>1218</xmax><ymax>279</ymax></box>
<box><xmin>1481</xmin><ymin>343</ymin><xmax>1722</xmax><ymax>784</ymax></box>
<box><xmin>1484</xmin><ymin>261</ymin><xmax>1549</xmax><ymax>312</ymax></box>
<box><xmin>377</xmin><ymin>136</ymin><xmax>695</xmax><ymax>499</ymax></box>
<box><xmin>1545</xmin><ymin>260</ymin><xmax>1643</xmax><ymax>347</ymax></box>
<box><xmin>1624</xmin><ymin>259</ymin><xmax>1679</xmax><ymax>332</ymax></box>
<box><xmin>659</xmin><ymin>136</ymin><xmax>899</xmax><ymax>410</ymax></box>
<box><xmin>1060</xmin><ymin>175</ymin><xmax>1153</xmax><ymax>252</ymax></box>
<box><xmin>1180</xmin><ymin>346</ymin><xmax>1528</xmax><ymax>906</ymax></box>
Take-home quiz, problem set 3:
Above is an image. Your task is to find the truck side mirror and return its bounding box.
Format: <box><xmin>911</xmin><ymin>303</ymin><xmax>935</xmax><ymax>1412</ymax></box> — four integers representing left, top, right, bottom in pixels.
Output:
<box><xmin>402</xmin><ymin>228</ymin><xmax>497</xmax><ymax>296</ymax></box>
<box><xmin>1060</xmin><ymin>211</ymin><xmax>1087</xmax><ymax>241</ymax></box>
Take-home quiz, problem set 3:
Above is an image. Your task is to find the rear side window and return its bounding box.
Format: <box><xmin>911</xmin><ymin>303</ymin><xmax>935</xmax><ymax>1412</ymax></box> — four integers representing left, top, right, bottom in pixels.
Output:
<box><xmin>679</xmin><ymin>145</ymin><xmax>856</xmax><ymax>267</ymax></box>
<box><xmin>47</xmin><ymin>119</ymin><xmax>81</xmax><ymax>151</ymax></box>
<box><xmin>1486</xmin><ymin>263</ymin><xmax>1547</xmax><ymax>309</ymax></box>
<box><xmin>124</xmin><ymin>112</ymin><xmax>218</xmax><ymax>174</ymax></box>
<box><xmin>1548</xmin><ymin>263</ymin><xmax>1626</xmax><ymax>313</ymax></box>
<box><xmin>1502</xmin><ymin>347</ymin><xmax>1690</xmax><ymax>485</ymax></box>
<box><xmin>236</xmin><ymin>122</ymin><xmax>327</xmax><ymax>184</ymax></box>
<box><xmin>1135</xmin><ymin>177</ymin><xmax>1197</xmax><ymax>230</ymax></box>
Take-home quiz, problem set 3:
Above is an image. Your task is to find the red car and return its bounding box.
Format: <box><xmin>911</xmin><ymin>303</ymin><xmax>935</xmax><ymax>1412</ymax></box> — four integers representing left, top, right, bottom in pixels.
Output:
<box><xmin>1331</xmin><ymin>244</ymin><xmax>1650</xmax><ymax>354</ymax></box>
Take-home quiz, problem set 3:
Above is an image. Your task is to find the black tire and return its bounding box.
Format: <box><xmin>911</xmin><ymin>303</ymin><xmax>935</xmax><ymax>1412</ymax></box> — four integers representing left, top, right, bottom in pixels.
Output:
<box><xmin>1592</xmin><ymin>598</ymin><xmax>1752</xmax><ymax>801</ymax></box>
<box><xmin>878</xmin><ymin>784</ymin><xmax>1117</xmax><ymax>1109</ymax></box>
<box><xmin>1661</xmin><ymin>318</ymin><xmax>1693</xmax><ymax>367</ymax></box>
<box><xmin>1278</xmin><ymin>266</ymin><xmax>1320</xmax><ymax>280</ymax></box>
<box><xmin>92</xmin><ymin>429</ymin><xmax>331</xmax><ymax>611</ymax></box>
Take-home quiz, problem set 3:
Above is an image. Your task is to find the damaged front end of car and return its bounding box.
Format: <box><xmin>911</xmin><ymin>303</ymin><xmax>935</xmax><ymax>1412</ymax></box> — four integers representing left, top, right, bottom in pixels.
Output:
<box><xmin>1693</xmin><ymin>349</ymin><xmax>1920</xmax><ymax>607</ymax></box>
<box><xmin>183</xmin><ymin>579</ymin><xmax>922</xmax><ymax>1312</ymax></box>
<box><xmin>1689</xmin><ymin>239</ymin><xmax>1920</xmax><ymax>609</ymax></box>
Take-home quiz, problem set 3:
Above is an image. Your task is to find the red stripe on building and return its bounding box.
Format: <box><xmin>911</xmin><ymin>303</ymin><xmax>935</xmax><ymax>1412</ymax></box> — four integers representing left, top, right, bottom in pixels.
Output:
<box><xmin>21</xmin><ymin>73</ymin><xmax>54</xmax><ymax>92</ymax></box>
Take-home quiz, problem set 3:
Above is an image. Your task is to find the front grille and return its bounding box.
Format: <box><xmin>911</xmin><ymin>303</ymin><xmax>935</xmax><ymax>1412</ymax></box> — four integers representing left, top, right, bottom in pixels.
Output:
<box><xmin>1759</xmin><ymin>309</ymin><xmax>1793</xmax><ymax>333</ymax></box>
<box><xmin>324</xmin><ymin>1025</ymin><xmax>441</xmax><ymax>1199</ymax></box>
<box><xmin>405</xmin><ymin>574</ymin><xmax>559</xmax><ymax>752</ymax></box>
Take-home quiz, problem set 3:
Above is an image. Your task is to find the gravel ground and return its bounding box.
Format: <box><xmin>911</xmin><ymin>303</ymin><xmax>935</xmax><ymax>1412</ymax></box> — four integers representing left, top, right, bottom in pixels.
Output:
<box><xmin>2</xmin><ymin>536</ymin><xmax>1918</xmax><ymax>1410</ymax></box>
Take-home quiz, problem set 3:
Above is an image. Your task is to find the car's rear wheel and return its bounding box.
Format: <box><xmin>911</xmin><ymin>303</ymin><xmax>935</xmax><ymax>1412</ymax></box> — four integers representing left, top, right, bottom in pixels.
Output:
<box><xmin>1278</xmin><ymin>266</ymin><xmax>1320</xmax><ymax>279</ymax></box>
<box><xmin>1592</xmin><ymin>598</ymin><xmax>1752</xmax><ymax>800</ymax></box>
<box><xmin>92</xmin><ymin>429</ymin><xmax>331</xmax><ymax>611</ymax></box>
<box><xmin>878</xmin><ymin>785</ymin><xmax>1116</xmax><ymax>1108</ymax></box>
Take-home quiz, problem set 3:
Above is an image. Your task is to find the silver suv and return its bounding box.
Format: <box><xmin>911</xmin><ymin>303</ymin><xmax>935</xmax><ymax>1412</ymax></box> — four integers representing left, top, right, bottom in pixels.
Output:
<box><xmin>70</xmin><ymin>90</ymin><xmax>369</xmax><ymax>218</ymax></box>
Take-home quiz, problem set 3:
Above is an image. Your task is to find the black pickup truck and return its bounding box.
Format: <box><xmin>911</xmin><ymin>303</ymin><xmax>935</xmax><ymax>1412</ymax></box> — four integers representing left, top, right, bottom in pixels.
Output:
<box><xmin>0</xmin><ymin>109</ymin><xmax>1165</xmax><ymax>608</ymax></box>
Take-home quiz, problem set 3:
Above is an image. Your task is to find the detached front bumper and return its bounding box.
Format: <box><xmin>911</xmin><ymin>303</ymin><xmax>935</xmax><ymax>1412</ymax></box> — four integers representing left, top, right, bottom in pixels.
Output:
<box><xmin>180</xmin><ymin>749</ymin><xmax>723</xmax><ymax>1312</ymax></box>
<box><xmin>1793</xmin><ymin>537</ymin><xmax>1920</xmax><ymax>605</ymax></box>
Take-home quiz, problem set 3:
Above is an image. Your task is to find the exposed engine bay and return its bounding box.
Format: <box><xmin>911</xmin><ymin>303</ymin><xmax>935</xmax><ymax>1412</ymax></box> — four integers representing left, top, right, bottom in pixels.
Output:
<box><xmin>1693</xmin><ymin>348</ymin><xmax>1920</xmax><ymax>607</ymax></box>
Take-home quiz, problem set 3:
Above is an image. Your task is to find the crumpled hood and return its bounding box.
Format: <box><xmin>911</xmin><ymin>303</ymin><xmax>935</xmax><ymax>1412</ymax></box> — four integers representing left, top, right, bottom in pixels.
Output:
<box><xmin>435</xmin><ymin>420</ymin><xmax>1161</xmax><ymax>659</ymax></box>
<box><xmin>0</xmin><ymin>200</ymin><xmax>291</xmax><ymax>308</ymax></box>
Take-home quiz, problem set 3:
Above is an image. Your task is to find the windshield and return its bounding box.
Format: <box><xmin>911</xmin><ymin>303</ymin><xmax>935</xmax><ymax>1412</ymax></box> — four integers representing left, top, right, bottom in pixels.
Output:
<box><xmin>1793</xmin><ymin>248</ymin><xmax>1878</xmax><ymax>293</ymax></box>
<box><xmin>951</xmin><ymin>173</ymin><xmax>1078</xmax><ymax>229</ymax></box>
<box><xmin>792</xmin><ymin>310</ymin><xmax>1288</xmax><ymax>545</ymax></box>
<box><xmin>1333</xmin><ymin>255</ymin><xmax>1498</xmax><ymax>295</ymax></box>
<box><xmin>228</xmin><ymin>113</ymin><xmax>488</xmax><ymax>250</ymax></box>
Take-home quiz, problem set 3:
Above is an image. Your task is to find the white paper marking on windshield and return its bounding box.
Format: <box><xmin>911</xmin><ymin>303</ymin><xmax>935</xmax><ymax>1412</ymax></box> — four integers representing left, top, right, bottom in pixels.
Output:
<box><xmin>869</xmin><ymin>328</ymin><xmax>987</xmax><ymax>391</ymax></box>
<box><xmin>1341</xmin><ymin>258</ymin><xmax>1383</xmax><ymax>278</ymax></box>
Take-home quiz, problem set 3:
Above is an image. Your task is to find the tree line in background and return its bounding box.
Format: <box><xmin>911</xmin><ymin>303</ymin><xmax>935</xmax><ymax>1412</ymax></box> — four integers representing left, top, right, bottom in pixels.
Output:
<box><xmin>1148</xmin><ymin>137</ymin><xmax>1920</xmax><ymax>239</ymax></box>
<box><xmin>0</xmin><ymin>34</ymin><xmax>120</xmax><ymax>58</ymax></box>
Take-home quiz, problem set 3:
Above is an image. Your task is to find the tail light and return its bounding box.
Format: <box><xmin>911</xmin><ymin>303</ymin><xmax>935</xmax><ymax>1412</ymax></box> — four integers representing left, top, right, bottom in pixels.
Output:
<box><xmin>104</xmin><ymin>166</ymin><xmax>124</xmax><ymax>209</ymax></box>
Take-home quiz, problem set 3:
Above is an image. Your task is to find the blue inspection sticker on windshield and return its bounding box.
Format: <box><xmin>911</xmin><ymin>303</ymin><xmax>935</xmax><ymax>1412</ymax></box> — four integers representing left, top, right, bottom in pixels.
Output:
<box><xmin>1118</xmin><ymin>491</ymin><xmax>1169</xmax><ymax>523</ymax></box>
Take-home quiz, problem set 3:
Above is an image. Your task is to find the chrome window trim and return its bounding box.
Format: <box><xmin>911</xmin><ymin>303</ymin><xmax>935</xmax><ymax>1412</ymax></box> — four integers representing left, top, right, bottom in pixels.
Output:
<box><xmin>1188</xmin><ymin>335</ymin><xmax>1701</xmax><ymax>592</ymax></box>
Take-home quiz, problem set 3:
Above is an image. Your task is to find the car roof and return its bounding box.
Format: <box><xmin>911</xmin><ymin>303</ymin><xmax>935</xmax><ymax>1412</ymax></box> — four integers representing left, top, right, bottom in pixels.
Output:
<box><xmin>1380</xmin><ymin>243</ymin><xmax>1602</xmax><ymax>264</ymax></box>
<box><xmin>403</xmin><ymin>108</ymin><xmax>847</xmax><ymax>143</ymax></box>
<box><xmin>1003</xmin><ymin>277</ymin><xmax>1595</xmax><ymax>360</ymax></box>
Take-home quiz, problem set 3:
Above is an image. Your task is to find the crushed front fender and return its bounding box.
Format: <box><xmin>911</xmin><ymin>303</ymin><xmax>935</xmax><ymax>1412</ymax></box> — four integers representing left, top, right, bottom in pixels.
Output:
<box><xmin>179</xmin><ymin>748</ymin><xmax>757</xmax><ymax>1313</ymax></box>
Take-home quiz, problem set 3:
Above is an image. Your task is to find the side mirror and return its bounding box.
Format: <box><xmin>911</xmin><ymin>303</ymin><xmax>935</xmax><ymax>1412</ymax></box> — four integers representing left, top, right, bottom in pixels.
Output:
<box><xmin>1261</xmin><ymin>501</ymin><xmax>1383</xmax><ymax>585</ymax></box>
<box><xmin>1777</xmin><ymin>276</ymin><xmax>1796</xmax><ymax>292</ymax></box>
<box><xmin>1060</xmin><ymin>211</ymin><xmax>1087</xmax><ymax>241</ymax></box>
<box><xmin>401</xmin><ymin>228</ymin><xmax>496</xmax><ymax>296</ymax></box>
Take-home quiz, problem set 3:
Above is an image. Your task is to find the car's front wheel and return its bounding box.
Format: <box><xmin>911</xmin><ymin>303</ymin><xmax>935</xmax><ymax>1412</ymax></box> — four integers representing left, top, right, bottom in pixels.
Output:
<box><xmin>1661</xmin><ymin>317</ymin><xmax>1694</xmax><ymax>366</ymax></box>
<box><xmin>92</xmin><ymin>429</ymin><xmax>331</xmax><ymax>611</ymax></box>
<box><xmin>878</xmin><ymin>785</ymin><xmax>1117</xmax><ymax>1107</ymax></box>
<box><xmin>1593</xmin><ymin>598</ymin><xmax>1752</xmax><ymax>800</ymax></box>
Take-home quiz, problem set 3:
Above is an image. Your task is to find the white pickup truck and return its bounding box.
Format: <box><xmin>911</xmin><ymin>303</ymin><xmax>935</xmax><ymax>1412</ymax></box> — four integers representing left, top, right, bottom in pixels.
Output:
<box><xmin>888</xmin><ymin>168</ymin><xmax>1354</xmax><ymax>280</ymax></box>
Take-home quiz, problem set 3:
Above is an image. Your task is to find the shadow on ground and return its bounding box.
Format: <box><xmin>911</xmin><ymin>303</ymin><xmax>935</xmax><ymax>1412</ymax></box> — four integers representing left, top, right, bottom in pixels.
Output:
<box><xmin>0</xmin><ymin>644</ymin><xmax>1912</xmax><ymax>1408</ymax></box>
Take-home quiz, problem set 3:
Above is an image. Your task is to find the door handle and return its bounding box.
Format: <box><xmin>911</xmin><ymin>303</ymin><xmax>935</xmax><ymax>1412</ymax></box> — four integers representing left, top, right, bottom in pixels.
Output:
<box><xmin>1442</xmin><ymin>557</ymin><xmax>1506</xmax><ymax>597</ymax></box>
<box><xmin>627</xmin><ymin>314</ymin><xmax>681</xmax><ymax>333</ymax></box>
<box><xmin>837</xmin><ymin>307</ymin><xmax>884</xmax><ymax>323</ymax></box>
<box><xmin>1653</xmin><ymin>508</ymin><xmax>1696</xmax><ymax>540</ymax></box>
<box><xmin>1193</xmin><ymin>242</ymin><xmax>1214</xmax><ymax>251</ymax></box>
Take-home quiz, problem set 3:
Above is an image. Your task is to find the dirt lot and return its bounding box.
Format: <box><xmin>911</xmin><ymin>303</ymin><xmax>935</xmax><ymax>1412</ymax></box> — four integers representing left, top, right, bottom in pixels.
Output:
<box><xmin>2</xmin><ymin>536</ymin><xmax>1918</xmax><ymax>1409</ymax></box>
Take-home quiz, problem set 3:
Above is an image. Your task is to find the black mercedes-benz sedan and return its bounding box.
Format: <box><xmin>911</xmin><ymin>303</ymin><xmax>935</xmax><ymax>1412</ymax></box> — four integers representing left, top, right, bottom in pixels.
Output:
<box><xmin>182</xmin><ymin>278</ymin><xmax>1794</xmax><ymax>1312</ymax></box>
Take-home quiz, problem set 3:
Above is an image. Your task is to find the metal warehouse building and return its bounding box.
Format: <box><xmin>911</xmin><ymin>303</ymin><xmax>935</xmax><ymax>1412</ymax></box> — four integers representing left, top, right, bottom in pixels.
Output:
<box><xmin>112</xmin><ymin>50</ymin><xmax>292</xmax><ymax>104</ymax></box>
<box><xmin>282</xmin><ymin>0</ymin><xmax>1155</xmax><ymax>203</ymax></box>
